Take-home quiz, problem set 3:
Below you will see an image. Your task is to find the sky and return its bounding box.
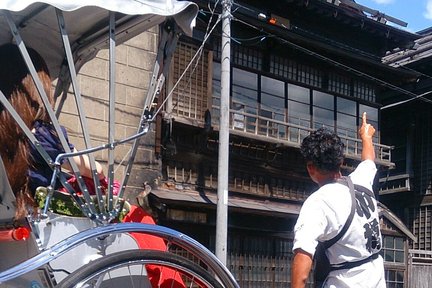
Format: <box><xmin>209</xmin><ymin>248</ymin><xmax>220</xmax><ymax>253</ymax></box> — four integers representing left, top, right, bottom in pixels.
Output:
<box><xmin>356</xmin><ymin>0</ymin><xmax>432</xmax><ymax>33</ymax></box>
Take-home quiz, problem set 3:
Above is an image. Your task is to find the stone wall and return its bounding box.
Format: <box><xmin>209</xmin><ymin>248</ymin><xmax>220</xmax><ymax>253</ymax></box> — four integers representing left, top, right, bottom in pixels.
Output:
<box><xmin>55</xmin><ymin>27</ymin><xmax>161</xmax><ymax>202</ymax></box>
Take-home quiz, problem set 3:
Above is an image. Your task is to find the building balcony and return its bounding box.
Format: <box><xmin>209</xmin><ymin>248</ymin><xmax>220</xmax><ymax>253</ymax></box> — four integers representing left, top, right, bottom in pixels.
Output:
<box><xmin>168</xmin><ymin>106</ymin><xmax>394</xmax><ymax>168</ymax></box>
<box><xmin>379</xmin><ymin>173</ymin><xmax>412</xmax><ymax>195</ymax></box>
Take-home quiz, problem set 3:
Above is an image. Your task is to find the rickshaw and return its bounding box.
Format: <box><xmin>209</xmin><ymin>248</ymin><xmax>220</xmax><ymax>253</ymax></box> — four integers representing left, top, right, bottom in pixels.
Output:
<box><xmin>0</xmin><ymin>1</ymin><xmax>239</xmax><ymax>287</ymax></box>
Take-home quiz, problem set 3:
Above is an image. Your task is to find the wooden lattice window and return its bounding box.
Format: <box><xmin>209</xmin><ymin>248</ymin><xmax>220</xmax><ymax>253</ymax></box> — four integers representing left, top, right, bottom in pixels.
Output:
<box><xmin>168</xmin><ymin>41</ymin><xmax>211</xmax><ymax>121</ymax></box>
<box><xmin>232</xmin><ymin>44</ymin><xmax>262</xmax><ymax>70</ymax></box>
<box><xmin>410</xmin><ymin>206</ymin><xmax>432</xmax><ymax>251</ymax></box>
<box><xmin>270</xmin><ymin>54</ymin><xmax>297</xmax><ymax>81</ymax></box>
<box><xmin>213</xmin><ymin>40</ymin><xmax>262</xmax><ymax>71</ymax></box>
<box><xmin>353</xmin><ymin>80</ymin><xmax>376</xmax><ymax>102</ymax></box>
<box><xmin>297</xmin><ymin>63</ymin><xmax>322</xmax><ymax>88</ymax></box>
<box><xmin>328</xmin><ymin>72</ymin><xmax>351</xmax><ymax>96</ymax></box>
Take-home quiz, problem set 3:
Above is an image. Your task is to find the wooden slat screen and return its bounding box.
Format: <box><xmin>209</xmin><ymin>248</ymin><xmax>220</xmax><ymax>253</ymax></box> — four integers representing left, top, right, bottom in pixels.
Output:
<box><xmin>170</xmin><ymin>41</ymin><xmax>210</xmax><ymax>121</ymax></box>
<box><xmin>410</xmin><ymin>206</ymin><xmax>432</xmax><ymax>251</ymax></box>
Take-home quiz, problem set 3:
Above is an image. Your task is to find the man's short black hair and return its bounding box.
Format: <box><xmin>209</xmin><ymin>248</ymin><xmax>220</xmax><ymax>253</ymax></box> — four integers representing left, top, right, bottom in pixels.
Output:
<box><xmin>300</xmin><ymin>127</ymin><xmax>345</xmax><ymax>172</ymax></box>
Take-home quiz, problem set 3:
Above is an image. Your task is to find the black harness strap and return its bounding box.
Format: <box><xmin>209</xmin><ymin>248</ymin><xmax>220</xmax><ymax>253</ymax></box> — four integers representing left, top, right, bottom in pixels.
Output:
<box><xmin>322</xmin><ymin>176</ymin><xmax>356</xmax><ymax>249</ymax></box>
<box><xmin>325</xmin><ymin>177</ymin><xmax>379</xmax><ymax>271</ymax></box>
<box><xmin>314</xmin><ymin>177</ymin><xmax>378</xmax><ymax>287</ymax></box>
<box><xmin>329</xmin><ymin>253</ymin><xmax>380</xmax><ymax>271</ymax></box>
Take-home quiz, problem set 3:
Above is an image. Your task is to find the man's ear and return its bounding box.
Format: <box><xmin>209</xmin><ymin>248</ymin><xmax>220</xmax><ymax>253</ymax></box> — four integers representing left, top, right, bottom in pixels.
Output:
<box><xmin>306</xmin><ymin>162</ymin><xmax>315</xmax><ymax>174</ymax></box>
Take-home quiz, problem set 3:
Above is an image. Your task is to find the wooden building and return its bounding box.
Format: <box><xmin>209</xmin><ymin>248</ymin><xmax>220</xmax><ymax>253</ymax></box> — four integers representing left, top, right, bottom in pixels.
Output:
<box><xmin>381</xmin><ymin>27</ymin><xmax>432</xmax><ymax>287</ymax></box>
<box><xmin>142</xmin><ymin>0</ymin><xmax>421</xmax><ymax>286</ymax></box>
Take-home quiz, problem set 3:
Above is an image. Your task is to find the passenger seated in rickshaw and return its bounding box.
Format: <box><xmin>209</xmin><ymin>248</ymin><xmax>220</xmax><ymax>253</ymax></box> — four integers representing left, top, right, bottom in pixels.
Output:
<box><xmin>0</xmin><ymin>43</ymin><xmax>113</xmax><ymax>217</ymax></box>
<box><xmin>0</xmin><ymin>43</ymin><xmax>185</xmax><ymax>288</ymax></box>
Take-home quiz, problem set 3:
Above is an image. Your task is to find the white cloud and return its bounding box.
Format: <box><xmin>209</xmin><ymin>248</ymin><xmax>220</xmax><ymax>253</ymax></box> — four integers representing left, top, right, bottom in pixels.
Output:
<box><xmin>370</xmin><ymin>0</ymin><xmax>394</xmax><ymax>4</ymax></box>
<box><xmin>424</xmin><ymin>0</ymin><xmax>432</xmax><ymax>20</ymax></box>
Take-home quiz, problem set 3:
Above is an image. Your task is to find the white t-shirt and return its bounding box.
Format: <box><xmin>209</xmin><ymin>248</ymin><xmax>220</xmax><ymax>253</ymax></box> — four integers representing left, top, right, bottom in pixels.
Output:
<box><xmin>293</xmin><ymin>160</ymin><xmax>386</xmax><ymax>288</ymax></box>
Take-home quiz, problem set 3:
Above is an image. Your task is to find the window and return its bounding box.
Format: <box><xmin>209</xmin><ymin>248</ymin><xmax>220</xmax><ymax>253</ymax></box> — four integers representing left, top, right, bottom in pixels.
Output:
<box><xmin>337</xmin><ymin>98</ymin><xmax>357</xmax><ymax>154</ymax></box>
<box><xmin>384</xmin><ymin>269</ymin><xmax>404</xmax><ymax>288</ymax></box>
<box><xmin>312</xmin><ymin>91</ymin><xmax>334</xmax><ymax>129</ymax></box>
<box><xmin>297</xmin><ymin>63</ymin><xmax>322</xmax><ymax>88</ymax></box>
<box><xmin>170</xmin><ymin>41</ymin><xmax>210</xmax><ymax>120</ymax></box>
<box><xmin>288</xmin><ymin>84</ymin><xmax>310</xmax><ymax>123</ymax></box>
<box><xmin>288</xmin><ymin>84</ymin><xmax>310</xmax><ymax>142</ymax></box>
<box><xmin>260</xmin><ymin>76</ymin><xmax>285</xmax><ymax>137</ymax></box>
<box><xmin>329</xmin><ymin>73</ymin><xmax>351</xmax><ymax>96</ymax></box>
<box><xmin>410</xmin><ymin>206</ymin><xmax>432</xmax><ymax>250</ymax></box>
<box><xmin>233</xmin><ymin>44</ymin><xmax>262</xmax><ymax>70</ymax></box>
<box><xmin>382</xmin><ymin>236</ymin><xmax>405</xmax><ymax>263</ymax></box>
<box><xmin>359</xmin><ymin>104</ymin><xmax>379</xmax><ymax>142</ymax></box>
<box><xmin>354</xmin><ymin>80</ymin><xmax>376</xmax><ymax>102</ymax></box>
<box><xmin>232</xmin><ymin>68</ymin><xmax>258</xmax><ymax>132</ymax></box>
<box><xmin>212</xmin><ymin>62</ymin><xmax>221</xmax><ymax>124</ymax></box>
<box><xmin>204</xmin><ymin>38</ymin><xmax>383</xmax><ymax>151</ymax></box>
<box><xmin>270</xmin><ymin>54</ymin><xmax>296</xmax><ymax>80</ymax></box>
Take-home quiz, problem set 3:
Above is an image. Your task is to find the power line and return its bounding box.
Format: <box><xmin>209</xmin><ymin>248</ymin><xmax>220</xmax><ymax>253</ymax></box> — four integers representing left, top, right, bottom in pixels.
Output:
<box><xmin>227</xmin><ymin>4</ymin><xmax>432</xmax><ymax>108</ymax></box>
<box><xmin>154</xmin><ymin>8</ymin><xmax>222</xmax><ymax>119</ymax></box>
<box><xmin>381</xmin><ymin>90</ymin><xmax>432</xmax><ymax>110</ymax></box>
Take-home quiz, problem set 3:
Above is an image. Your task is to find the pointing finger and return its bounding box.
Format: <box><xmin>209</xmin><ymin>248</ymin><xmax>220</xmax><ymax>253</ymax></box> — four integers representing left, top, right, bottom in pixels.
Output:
<box><xmin>362</xmin><ymin>112</ymin><xmax>367</xmax><ymax>125</ymax></box>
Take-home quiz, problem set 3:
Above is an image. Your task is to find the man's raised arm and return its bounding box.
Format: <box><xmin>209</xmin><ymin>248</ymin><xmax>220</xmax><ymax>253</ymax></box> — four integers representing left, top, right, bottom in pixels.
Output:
<box><xmin>359</xmin><ymin>112</ymin><xmax>376</xmax><ymax>161</ymax></box>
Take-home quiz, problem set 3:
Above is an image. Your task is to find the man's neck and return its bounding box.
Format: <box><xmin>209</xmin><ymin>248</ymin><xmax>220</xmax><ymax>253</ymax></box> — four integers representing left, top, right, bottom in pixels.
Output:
<box><xmin>317</xmin><ymin>171</ymin><xmax>342</xmax><ymax>187</ymax></box>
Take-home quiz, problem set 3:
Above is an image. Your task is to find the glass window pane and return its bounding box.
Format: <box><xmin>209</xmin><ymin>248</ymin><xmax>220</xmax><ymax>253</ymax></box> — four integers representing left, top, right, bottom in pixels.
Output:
<box><xmin>337</xmin><ymin>98</ymin><xmax>356</xmax><ymax>115</ymax></box>
<box><xmin>261</xmin><ymin>76</ymin><xmax>284</xmax><ymax>98</ymax></box>
<box><xmin>313</xmin><ymin>107</ymin><xmax>334</xmax><ymax>128</ymax></box>
<box><xmin>288</xmin><ymin>101</ymin><xmax>310</xmax><ymax>123</ymax></box>
<box><xmin>359</xmin><ymin>104</ymin><xmax>378</xmax><ymax>122</ymax></box>
<box><xmin>213</xmin><ymin>62</ymin><xmax>221</xmax><ymax>80</ymax></box>
<box><xmin>212</xmin><ymin>62</ymin><xmax>221</xmax><ymax>123</ymax></box>
<box><xmin>396</xmin><ymin>271</ymin><xmax>404</xmax><ymax>282</ymax></box>
<box><xmin>233</xmin><ymin>68</ymin><xmax>256</xmax><ymax>88</ymax></box>
<box><xmin>337</xmin><ymin>113</ymin><xmax>357</xmax><ymax>138</ymax></box>
<box><xmin>261</xmin><ymin>77</ymin><xmax>285</xmax><ymax>129</ymax></box>
<box><xmin>395</xmin><ymin>251</ymin><xmax>404</xmax><ymax>263</ymax></box>
<box><xmin>288</xmin><ymin>84</ymin><xmax>309</xmax><ymax>104</ymax></box>
<box><xmin>388</xmin><ymin>270</ymin><xmax>395</xmax><ymax>281</ymax></box>
<box><xmin>232</xmin><ymin>68</ymin><xmax>258</xmax><ymax>113</ymax></box>
<box><xmin>384</xmin><ymin>236</ymin><xmax>394</xmax><ymax>248</ymax></box>
<box><xmin>395</xmin><ymin>237</ymin><xmax>404</xmax><ymax>250</ymax></box>
<box><xmin>313</xmin><ymin>91</ymin><xmax>334</xmax><ymax>109</ymax></box>
<box><xmin>384</xmin><ymin>250</ymin><xmax>394</xmax><ymax>262</ymax></box>
<box><xmin>262</xmin><ymin>92</ymin><xmax>285</xmax><ymax>114</ymax></box>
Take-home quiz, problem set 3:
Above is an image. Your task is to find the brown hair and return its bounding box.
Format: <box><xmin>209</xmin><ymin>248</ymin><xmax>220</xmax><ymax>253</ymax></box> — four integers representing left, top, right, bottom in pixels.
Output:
<box><xmin>0</xmin><ymin>44</ymin><xmax>53</xmax><ymax>219</ymax></box>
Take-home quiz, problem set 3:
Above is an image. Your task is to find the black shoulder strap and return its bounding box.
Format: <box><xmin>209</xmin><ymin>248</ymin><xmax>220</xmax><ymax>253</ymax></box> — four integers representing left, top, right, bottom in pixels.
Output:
<box><xmin>323</xmin><ymin>176</ymin><xmax>356</xmax><ymax>249</ymax></box>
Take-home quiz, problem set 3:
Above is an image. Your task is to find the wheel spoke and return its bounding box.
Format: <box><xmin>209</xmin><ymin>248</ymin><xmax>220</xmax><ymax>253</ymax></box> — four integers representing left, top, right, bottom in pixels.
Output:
<box><xmin>58</xmin><ymin>250</ymin><xmax>224</xmax><ymax>288</ymax></box>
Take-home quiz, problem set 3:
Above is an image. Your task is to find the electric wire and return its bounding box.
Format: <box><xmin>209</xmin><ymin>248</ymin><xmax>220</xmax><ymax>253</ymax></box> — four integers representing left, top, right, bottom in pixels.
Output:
<box><xmin>226</xmin><ymin>1</ymin><xmax>432</xmax><ymax>108</ymax></box>
<box><xmin>232</xmin><ymin>16</ymin><xmax>432</xmax><ymax>106</ymax></box>
<box><xmin>152</xmin><ymin>7</ymin><xmax>222</xmax><ymax>119</ymax></box>
<box><xmin>232</xmin><ymin>0</ymin><xmax>382</xmax><ymax>60</ymax></box>
<box><xmin>396</xmin><ymin>64</ymin><xmax>432</xmax><ymax>80</ymax></box>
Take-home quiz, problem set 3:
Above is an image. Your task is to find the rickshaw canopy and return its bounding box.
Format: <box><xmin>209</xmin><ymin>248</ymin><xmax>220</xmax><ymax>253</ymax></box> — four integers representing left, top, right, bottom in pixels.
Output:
<box><xmin>0</xmin><ymin>0</ymin><xmax>198</xmax><ymax>77</ymax></box>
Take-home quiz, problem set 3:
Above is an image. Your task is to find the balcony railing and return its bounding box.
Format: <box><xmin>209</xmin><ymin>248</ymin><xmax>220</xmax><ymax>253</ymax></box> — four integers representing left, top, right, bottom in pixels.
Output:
<box><xmin>208</xmin><ymin>108</ymin><xmax>393</xmax><ymax>166</ymax></box>
<box><xmin>169</xmin><ymin>101</ymin><xmax>393</xmax><ymax>166</ymax></box>
<box><xmin>379</xmin><ymin>173</ymin><xmax>411</xmax><ymax>195</ymax></box>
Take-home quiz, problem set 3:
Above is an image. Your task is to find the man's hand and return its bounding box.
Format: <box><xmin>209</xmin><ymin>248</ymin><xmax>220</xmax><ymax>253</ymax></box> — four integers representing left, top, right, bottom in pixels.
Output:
<box><xmin>359</xmin><ymin>112</ymin><xmax>375</xmax><ymax>161</ymax></box>
<box><xmin>358</xmin><ymin>112</ymin><xmax>375</xmax><ymax>140</ymax></box>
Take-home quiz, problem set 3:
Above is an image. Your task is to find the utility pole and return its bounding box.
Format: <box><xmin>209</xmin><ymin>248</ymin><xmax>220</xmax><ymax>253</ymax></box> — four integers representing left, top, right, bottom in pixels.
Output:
<box><xmin>216</xmin><ymin>0</ymin><xmax>231</xmax><ymax>265</ymax></box>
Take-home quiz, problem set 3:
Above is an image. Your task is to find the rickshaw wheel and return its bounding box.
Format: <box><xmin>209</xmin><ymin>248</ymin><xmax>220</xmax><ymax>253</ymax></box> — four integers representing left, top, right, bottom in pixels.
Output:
<box><xmin>57</xmin><ymin>249</ymin><xmax>224</xmax><ymax>288</ymax></box>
